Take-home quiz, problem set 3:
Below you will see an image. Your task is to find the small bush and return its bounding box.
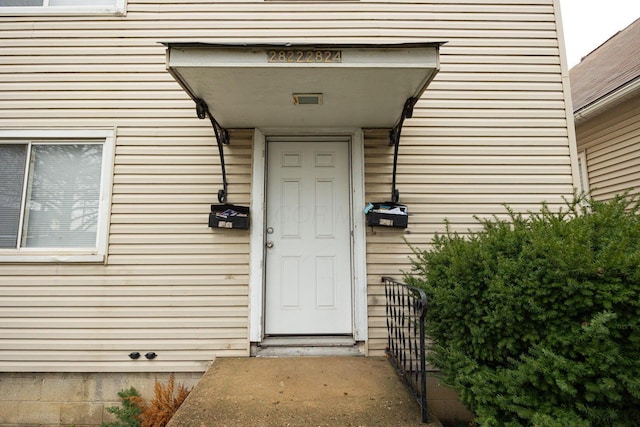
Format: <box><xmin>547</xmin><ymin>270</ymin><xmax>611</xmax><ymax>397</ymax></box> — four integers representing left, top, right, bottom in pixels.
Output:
<box><xmin>102</xmin><ymin>387</ymin><xmax>142</xmax><ymax>427</ymax></box>
<box><xmin>102</xmin><ymin>374</ymin><xmax>192</xmax><ymax>427</ymax></box>
<box><xmin>139</xmin><ymin>373</ymin><xmax>192</xmax><ymax>427</ymax></box>
<box><xmin>407</xmin><ymin>195</ymin><xmax>640</xmax><ymax>426</ymax></box>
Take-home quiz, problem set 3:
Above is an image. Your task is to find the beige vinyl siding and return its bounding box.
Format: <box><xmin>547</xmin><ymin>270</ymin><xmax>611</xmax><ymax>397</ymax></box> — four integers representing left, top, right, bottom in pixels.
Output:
<box><xmin>0</xmin><ymin>0</ymin><xmax>576</xmax><ymax>368</ymax></box>
<box><xmin>362</xmin><ymin>2</ymin><xmax>575</xmax><ymax>353</ymax></box>
<box><xmin>0</xmin><ymin>130</ymin><xmax>253</xmax><ymax>372</ymax></box>
<box><xmin>575</xmin><ymin>97</ymin><xmax>640</xmax><ymax>201</ymax></box>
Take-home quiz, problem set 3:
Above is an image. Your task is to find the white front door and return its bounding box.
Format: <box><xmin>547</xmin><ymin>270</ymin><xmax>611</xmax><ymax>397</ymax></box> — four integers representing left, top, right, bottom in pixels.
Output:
<box><xmin>265</xmin><ymin>138</ymin><xmax>353</xmax><ymax>335</ymax></box>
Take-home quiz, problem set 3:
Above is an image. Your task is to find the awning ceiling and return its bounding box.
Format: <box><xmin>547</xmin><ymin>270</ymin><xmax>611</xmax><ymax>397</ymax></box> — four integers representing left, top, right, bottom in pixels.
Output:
<box><xmin>164</xmin><ymin>43</ymin><xmax>441</xmax><ymax>129</ymax></box>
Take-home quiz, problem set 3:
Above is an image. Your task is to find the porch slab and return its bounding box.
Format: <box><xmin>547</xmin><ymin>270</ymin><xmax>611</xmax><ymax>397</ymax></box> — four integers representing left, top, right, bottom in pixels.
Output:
<box><xmin>167</xmin><ymin>356</ymin><xmax>442</xmax><ymax>427</ymax></box>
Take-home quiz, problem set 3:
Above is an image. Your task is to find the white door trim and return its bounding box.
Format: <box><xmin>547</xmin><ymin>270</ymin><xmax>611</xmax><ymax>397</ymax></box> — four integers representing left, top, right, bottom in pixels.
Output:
<box><xmin>249</xmin><ymin>128</ymin><xmax>267</xmax><ymax>343</ymax></box>
<box><xmin>351</xmin><ymin>129</ymin><xmax>368</xmax><ymax>343</ymax></box>
<box><xmin>248</xmin><ymin>128</ymin><xmax>368</xmax><ymax>343</ymax></box>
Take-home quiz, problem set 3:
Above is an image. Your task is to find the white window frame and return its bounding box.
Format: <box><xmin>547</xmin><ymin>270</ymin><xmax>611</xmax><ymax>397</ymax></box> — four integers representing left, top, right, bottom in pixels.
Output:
<box><xmin>577</xmin><ymin>149</ymin><xmax>590</xmax><ymax>195</ymax></box>
<box><xmin>0</xmin><ymin>0</ymin><xmax>126</xmax><ymax>16</ymax></box>
<box><xmin>0</xmin><ymin>128</ymin><xmax>115</xmax><ymax>263</ymax></box>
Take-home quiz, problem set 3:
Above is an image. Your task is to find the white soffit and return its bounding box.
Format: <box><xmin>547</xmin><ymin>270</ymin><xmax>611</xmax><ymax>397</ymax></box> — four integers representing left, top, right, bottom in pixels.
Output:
<box><xmin>164</xmin><ymin>43</ymin><xmax>441</xmax><ymax>129</ymax></box>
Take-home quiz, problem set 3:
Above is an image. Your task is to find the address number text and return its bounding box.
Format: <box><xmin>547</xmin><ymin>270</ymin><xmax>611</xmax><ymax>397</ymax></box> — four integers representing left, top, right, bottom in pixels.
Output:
<box><xmin>267</xmin><ymin>50</ymin><xmax>342</xmax><ymax>63</ymax></box>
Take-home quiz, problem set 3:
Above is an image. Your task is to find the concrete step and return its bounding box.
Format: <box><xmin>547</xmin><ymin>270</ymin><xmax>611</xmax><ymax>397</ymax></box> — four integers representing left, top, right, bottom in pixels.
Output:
<box><xmin>167</xmin><ymin>356</ymin><xmax>444</xmax><ymax>427</ymax></box>
<box><xmin>251</xmin><ymin>336</ymin><xmax>365</xmax><ymax>357</ymax></box>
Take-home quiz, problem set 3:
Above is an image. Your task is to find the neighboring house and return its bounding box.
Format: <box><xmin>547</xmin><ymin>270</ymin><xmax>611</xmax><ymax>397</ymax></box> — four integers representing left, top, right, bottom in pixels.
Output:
<box><xmin>0</xmin><ymin>0</ymin><xmax>579</xmax><ymax>424</ymax></box>
<box><xmin>570</xmin><ymin>17</ymin><xmax>640</xmax><ymax>200</ymax></box>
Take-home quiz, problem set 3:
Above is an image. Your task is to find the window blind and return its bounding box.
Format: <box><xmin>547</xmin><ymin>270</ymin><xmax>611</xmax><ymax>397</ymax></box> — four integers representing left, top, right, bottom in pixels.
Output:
<box><xmin>0</xmin><ymin>145</ymin><xmax>27</xmax><ymax>248</ymax></box>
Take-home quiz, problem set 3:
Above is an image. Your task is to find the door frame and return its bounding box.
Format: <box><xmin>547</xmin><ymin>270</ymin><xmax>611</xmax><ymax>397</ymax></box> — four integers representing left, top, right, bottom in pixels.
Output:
<box><xmin>248</xmin><ymin>128</ymin><xmax>368</xmax><ymax>344</ymax></box>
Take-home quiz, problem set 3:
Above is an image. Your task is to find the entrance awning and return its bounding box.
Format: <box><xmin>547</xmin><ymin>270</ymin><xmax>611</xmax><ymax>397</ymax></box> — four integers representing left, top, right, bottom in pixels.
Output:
<box><xmin>163</xmin><ymin>42</ymin><xmax>442</xmax><ymax>204</ymax></box>
<box><xmin>164</xmin><ymin>43</ymin><xmax>441</xmax><ymax>129</ymax></box>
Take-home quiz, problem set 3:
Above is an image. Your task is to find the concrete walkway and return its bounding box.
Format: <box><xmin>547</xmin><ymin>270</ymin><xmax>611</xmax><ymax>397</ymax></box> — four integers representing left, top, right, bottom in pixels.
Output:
<box><xmin>167</xmin><ymin>356</ymin><xmax>444</xmax><ymax>427</ymax></box>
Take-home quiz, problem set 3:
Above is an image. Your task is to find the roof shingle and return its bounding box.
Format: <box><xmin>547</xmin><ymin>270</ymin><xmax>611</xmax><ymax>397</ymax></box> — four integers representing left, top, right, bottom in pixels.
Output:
<box><xmin>570</xmin><ymin>17</ymin><xmax>640</xmax><ymax>113</ymax></box>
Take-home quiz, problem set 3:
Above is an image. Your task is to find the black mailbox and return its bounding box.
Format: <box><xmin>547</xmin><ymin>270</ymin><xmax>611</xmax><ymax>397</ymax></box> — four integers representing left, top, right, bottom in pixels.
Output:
<box><xmin>365</xmin><ymin>202</ymin><xmax>408</xmax><ymax>228</ymax></box>
<box><xmin>209</xmin><ymin>204</ymin><xmax>250</xmax><ymax>229</ymax></box>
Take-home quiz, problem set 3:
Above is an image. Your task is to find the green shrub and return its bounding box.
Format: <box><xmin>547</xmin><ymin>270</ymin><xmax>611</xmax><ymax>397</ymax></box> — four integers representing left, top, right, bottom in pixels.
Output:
<box><xmin>407</xmin><ymin>195</ymin><xmax>640</xmax><ymax>426</ymax></box>
<box><xmin>102</xmin><ymin>387</ymin><xmax>142</xmax><ymax>427</ymax></box>
<box><xmin>102</xmin><ymin>375</ymin><xmax>191</xmax><ymax>427</ymax></box>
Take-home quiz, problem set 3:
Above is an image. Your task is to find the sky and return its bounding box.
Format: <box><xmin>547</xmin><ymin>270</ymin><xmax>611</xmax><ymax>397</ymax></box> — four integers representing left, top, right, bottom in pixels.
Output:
<box><xmin>559</xmin><ymin>0</ymin><xmax>640</xmax><ymax>68</ymax></box>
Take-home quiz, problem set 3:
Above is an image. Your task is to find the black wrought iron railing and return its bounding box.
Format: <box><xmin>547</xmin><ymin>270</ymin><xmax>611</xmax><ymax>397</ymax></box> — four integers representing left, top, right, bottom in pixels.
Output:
<box><xmin>383</xmin><ymin>276</ymin><xmax>429</xmax><ymax>423</ymax></box>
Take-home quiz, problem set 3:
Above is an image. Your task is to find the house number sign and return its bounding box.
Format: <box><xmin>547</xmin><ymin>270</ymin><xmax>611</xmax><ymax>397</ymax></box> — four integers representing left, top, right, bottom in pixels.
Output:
<box><xmin>267</xmin><ymin>49</ymin><xmax>342</xmax><ymax>63</ymax></box>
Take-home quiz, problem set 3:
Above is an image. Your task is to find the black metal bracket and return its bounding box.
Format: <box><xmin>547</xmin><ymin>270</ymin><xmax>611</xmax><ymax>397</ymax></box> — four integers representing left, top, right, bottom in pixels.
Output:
<box><xmin>195</xmin><ymin>98</ymin><xmax>230</xmax><ymax>203</ymax></box>
<box><xmin>388</xmin><ymin>97</ymin><xmax>418</xmax><ymax>204</ymax></box>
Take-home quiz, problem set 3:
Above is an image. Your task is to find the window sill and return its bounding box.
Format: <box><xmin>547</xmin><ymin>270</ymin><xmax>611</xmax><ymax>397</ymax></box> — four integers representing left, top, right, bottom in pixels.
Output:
<box><xmin>0</xmin><ymin>6</ymin><xmax>126</xmax><ymax>16</ymax></box>
<box><xmin>0</xmin><ymin>252</ymin><xmax>105</xmax><ymax>263</ymax></box>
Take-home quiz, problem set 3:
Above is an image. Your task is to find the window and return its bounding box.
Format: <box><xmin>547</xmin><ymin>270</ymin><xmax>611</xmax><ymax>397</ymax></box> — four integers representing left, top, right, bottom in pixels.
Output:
<box><xmin>0</xmin><ymin>129</ymin><xmax>114</xmax><ymax>262</ymax></box>
<box><xmin>0</xmin><ymin>0</ymin><xmax>126</xmax><ymax>15</ymax></box>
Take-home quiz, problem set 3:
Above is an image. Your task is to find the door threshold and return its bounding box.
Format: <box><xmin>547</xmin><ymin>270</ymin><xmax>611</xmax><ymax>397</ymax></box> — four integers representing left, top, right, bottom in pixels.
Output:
<box><xmin>251</xmin><ymin>336</ymin><xmax>365</xmax><ymax>357</ymax></box>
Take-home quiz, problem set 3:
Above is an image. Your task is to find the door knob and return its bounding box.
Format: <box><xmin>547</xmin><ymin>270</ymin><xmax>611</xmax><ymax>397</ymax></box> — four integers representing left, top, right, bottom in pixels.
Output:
<box><xmin>266</xmin><ymin>241</ymin><xmax>274</xmax><ymax>248</ymax></box>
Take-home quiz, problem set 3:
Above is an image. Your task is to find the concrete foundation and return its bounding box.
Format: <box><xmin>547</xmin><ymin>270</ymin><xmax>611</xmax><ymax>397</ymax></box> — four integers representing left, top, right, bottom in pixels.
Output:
<box><xmin>0</xmin><ymin>368</ymin><xmax>472</xmax><ymax>426</ymax></box>
<box><xmin>426</xmin><ymin>375</ymin><xmax>474</xmax><ymax>426</ymax></box>
<box><xmin>0</xmin><ymin>372</ymin><xmax>202</xmax><ymax>427</ymax></box>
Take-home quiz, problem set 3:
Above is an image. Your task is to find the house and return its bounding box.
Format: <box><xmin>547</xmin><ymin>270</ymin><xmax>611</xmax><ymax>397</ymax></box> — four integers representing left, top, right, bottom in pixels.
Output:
<box><xmin>0</xmin><ymin>0</ymin><xmax>579</xmax><ymax>424</ymax></box>
<box><xmin>570</xmin><ymin>17</ymin><xmax>640</xmax><ymax>199</ymax></box>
